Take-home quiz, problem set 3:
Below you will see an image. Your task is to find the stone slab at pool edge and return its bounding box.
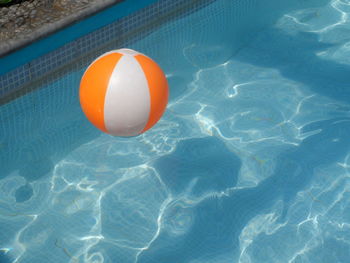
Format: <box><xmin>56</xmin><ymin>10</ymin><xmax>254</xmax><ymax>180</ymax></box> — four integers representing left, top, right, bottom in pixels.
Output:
<box><xmin>0</xmin><ymin>0</ymin><xmax>122</xmax><ymax>57</ymax></box>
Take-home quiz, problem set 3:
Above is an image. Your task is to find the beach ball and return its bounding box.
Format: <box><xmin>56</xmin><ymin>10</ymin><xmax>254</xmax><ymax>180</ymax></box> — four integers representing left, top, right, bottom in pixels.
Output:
<box><xmin>80</xmin><ymin>49</ymin><xmax>169</xmax><ymax>136</ymax></box>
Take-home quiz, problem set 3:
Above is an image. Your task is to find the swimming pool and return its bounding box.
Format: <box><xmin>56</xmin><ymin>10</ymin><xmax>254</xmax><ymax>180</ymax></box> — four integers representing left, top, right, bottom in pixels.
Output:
<box><xmin>1</xmin><ymin>0</ymin><xmax>350</xmax><ymax>262</ymax></box>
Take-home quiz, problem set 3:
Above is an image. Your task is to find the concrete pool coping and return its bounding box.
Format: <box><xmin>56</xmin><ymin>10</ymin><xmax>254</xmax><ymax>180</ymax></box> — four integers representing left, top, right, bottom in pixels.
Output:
<box><xmin>0</xmin><ymin>0</ymin><xmax>166</xmax><ymax>76</ymax></box>
<box><xmin>0</xmin><ymin>0</ymin><xmax>122</xmax><ymax>58</ymax></box>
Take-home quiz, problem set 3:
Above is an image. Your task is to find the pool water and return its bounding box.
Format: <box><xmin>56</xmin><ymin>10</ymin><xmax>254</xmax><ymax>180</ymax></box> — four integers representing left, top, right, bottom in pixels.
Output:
<box><xmin>1</xmin><ymin>0</ymin><xmax>350</xmax><ymax>262</ymax></box>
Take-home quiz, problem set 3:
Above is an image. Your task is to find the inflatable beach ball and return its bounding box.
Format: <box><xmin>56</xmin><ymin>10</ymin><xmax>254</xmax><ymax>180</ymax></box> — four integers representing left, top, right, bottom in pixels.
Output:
<box><xmin>80</xmin><ymin>49</ymin><xmax>169</xmax><ymax>137</ymax></box>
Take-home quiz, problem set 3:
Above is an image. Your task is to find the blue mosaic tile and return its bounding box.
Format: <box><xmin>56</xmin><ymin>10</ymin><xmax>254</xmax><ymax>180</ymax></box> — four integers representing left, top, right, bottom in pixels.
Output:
<box><xmin>29</xmin><ymin>41</ymin><xmax>78</xmax><ymax>80</ymax></box>
<box><xmin>0</xmin><ymin>64</ymin><xmax>31</xmax><ymax>99</ymax></box>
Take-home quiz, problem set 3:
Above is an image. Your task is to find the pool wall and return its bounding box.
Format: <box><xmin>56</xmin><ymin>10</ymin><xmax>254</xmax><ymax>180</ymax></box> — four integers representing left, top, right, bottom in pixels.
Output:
<box><xmin>0</xmin><ymin>0</ymin><xmax>215</xmax><ymax>104</ymax></box>
<box><xmin>0</xmin><ymin>0</ymin><xmax>323</xmax><ymax>105</ymax></box>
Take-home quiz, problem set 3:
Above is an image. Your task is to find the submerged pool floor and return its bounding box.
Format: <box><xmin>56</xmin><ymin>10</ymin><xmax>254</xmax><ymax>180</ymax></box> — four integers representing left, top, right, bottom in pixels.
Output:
<box><xmin>1</xmin><ymin>0</ymin><xmax>350</xmax><ymax>262</ymax></box>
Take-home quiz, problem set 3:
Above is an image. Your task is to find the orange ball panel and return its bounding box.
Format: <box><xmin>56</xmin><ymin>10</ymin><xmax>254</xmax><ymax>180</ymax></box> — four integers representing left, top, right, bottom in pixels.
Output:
<box><xmin>80</xmin><ymin>53</ymin><xmax>123</xmax><ymax>133</ymax></box>
<box><xmin>135</xmin><ymin>54</ymin><xmax>169</xmax><ymax>133</ymax></box>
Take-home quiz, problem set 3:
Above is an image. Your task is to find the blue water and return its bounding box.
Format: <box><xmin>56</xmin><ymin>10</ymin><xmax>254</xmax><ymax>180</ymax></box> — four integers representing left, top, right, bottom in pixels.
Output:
<box><xmin>1</xmin><ymin>0</ymin><xmax>350</xmax><ymax>262</ymax></box>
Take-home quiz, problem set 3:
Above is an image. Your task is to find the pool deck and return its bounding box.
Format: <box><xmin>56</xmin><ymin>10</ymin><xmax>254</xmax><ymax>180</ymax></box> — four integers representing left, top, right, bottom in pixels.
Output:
<box><xmin>0</xmin><ymin>0</ymin><xmax>122</xmax><ymax>57</ymax></box>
